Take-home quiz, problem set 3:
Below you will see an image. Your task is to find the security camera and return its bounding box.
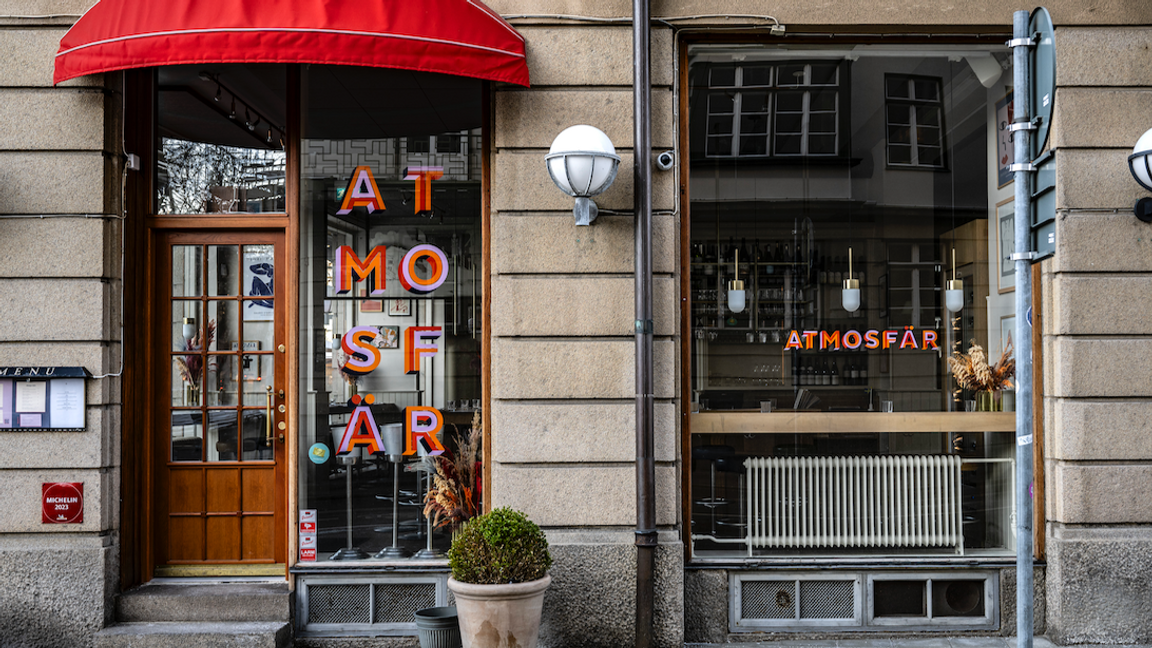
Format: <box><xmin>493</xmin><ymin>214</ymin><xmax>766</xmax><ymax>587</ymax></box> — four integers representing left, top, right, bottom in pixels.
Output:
<box><xmin>655</xmin><ymin>151</ymin><xmax>675</xmax><ymax>171</ymax></box>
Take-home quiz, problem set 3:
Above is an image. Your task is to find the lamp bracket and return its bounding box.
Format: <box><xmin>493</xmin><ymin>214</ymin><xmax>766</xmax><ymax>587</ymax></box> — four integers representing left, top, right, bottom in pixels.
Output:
<box><xmin>1006</xmin><ymin>35</ymin><xmax>1037</xmax><ymax>48</ymax></box>
<box><xmin>1008</xmin><ymin>163</ymin><xmax>1036</xmax><ymax>172</ymax></box>
<box><xmin>1010</xmin><ymin>251</ymin><xmax>1038</xmax><ymax>261</ymax></box>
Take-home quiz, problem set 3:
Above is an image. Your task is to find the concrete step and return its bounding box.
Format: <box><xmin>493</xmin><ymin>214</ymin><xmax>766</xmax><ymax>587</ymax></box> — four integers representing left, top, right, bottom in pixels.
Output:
<box><xmin>95</xmin><ymin>621</ymin><xmax>290</xmax><ymax>648</ymax></box>
<box><xmin>116</xmin><ymin>583</ymin><xmax>291</xmax><ymax>623</ymax></box>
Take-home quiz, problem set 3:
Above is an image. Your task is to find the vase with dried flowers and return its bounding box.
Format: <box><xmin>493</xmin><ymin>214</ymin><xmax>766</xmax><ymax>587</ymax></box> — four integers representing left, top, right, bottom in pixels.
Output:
<box><xmin>948</xmin><ymin>339</ymin><xmax>1014</xmax><ymax>411</ymax></box>
<box><xmin>174</xmin><ymin>319</ymin><xmax>216</xmax><ymax>405</ymax></box>
<box><xmin>423</xmin><ymin>410</ymin><xmax>483</xmax><ymax>531</ymax></box>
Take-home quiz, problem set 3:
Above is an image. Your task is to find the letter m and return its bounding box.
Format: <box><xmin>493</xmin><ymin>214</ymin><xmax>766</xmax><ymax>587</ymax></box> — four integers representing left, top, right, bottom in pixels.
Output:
<box><xmin>334</xmin><ymin>245</ymin><xmax>386</xmax><ymax>296</ymax></box>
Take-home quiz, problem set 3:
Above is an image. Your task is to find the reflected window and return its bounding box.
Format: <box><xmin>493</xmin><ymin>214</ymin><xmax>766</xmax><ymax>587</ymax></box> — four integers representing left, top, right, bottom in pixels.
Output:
<box><xmin>703</xmin><ymin>61</ymin><xmax>842</xmax><ymax>158</ymax></box>
<box><xmin>886</xmin><ymin>75</ymin><xmax>946</xmax><ymax>168</ymax></box>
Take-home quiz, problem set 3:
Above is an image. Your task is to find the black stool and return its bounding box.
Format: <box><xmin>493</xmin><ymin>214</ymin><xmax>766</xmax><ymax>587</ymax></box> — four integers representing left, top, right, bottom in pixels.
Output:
<box><xmin>713</xmin><ymin>455</ymin><xmax>747</xmax><ymax>535</ymax></box>
<box><xmin>692</xmin><ymin>444</ymin><xmax>735</xmax><ymax>536</ymax></box>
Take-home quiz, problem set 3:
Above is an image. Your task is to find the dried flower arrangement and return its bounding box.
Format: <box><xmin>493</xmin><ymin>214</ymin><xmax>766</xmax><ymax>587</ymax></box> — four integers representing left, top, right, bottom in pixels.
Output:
<box><xmin>423</xmin><ymin>410</ymin><xmax>483</xmax><ymax>531</ymax></box>
<box><xmin>948</xmin><ymin>339</ymin><xmax>1014</xmax><ymax>393</ymax></box>
<box><xmin>174</xmin><ymin>319</ymin><xmax>216</xmax><ymax>388</ymax></box>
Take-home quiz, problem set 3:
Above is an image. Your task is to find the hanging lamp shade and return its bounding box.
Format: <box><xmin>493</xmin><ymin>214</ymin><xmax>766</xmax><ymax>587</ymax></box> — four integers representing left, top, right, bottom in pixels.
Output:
<box><xmin>54</xmin><ymin>0</ymin><xmax>530</xmax><ymax>86</ymax></box>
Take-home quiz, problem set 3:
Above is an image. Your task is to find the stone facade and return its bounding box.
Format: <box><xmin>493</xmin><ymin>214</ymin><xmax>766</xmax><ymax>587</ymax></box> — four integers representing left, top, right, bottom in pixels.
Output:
<box><xmin>0</xmin><ymin>11</ymin><xmax>122</xmax><ymax>648</ymax></box>
<box><xmin>1</xmin><ymin>1</ymin><xmax>1151</xmax><ymax>646</ymax></box>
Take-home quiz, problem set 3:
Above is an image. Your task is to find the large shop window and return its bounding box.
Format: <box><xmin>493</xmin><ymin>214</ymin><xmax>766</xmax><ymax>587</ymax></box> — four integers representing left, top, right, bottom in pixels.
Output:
<box><xmin>687</xmin><ymin>45</ymin><xmax>1018</xmax><ymax>560</ymax></box>
<box><xmin>298</xmin><ymin>66</ymin><xmax>483</xmax><ymax>561</ymax></box>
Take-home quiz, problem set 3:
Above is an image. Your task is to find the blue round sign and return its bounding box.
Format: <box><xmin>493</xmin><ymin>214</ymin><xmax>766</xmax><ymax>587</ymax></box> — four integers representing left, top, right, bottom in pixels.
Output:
<box><xmin>308</xmin><ymin>443</ymin><xmax>331</xmax><ymax>464</ymax></box>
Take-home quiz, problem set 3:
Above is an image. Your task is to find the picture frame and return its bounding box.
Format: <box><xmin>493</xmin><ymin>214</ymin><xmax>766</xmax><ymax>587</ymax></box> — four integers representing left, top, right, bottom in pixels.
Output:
<box><xmin>376</xmin><ymin>326</ymin><xmax>399</xmax><ymax>349</ymax></box>
<box><xmin>997</xmin><ymin>197</ymin><xmax>1016</xmax><ymax>293</ymax></box>
<box><xmin>230</xmin><ymin>340</ymin><xmax>262</xmax><ymax>381</ymax></box>
<box><xmin>1000</xmin><ymin>314</ymin><xmax>1016</xmax><ymax>355</ymax></box>
<box><xmin>358</xmin><ymin>288</ymin><xmax>382</xmax><ymax>313</ymax></box>
<box><xmin>387</xmin><ymin>299</ymin><xmax>411</xmax><ymax>316</ymax></box>
<box><xmin>996</xmin><ymin>90</ymin><xmax>1014</xmax><ymax>188</ymax></box>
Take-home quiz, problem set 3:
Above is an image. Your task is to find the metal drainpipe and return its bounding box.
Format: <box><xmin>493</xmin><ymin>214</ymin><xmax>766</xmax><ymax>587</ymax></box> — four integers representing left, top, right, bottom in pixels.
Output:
<box><xmin>632</xmin><ymin>0</ymin><xmax>655</xmax><ymax>644</ymax></box>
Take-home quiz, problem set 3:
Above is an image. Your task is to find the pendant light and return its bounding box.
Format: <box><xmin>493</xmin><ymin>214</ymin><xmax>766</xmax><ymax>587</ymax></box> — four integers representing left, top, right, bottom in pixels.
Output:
<box><xmin>945</xmin><ymin>248</ymin><xmax>964</xmax><ymax>312</ymax></box>
<box><xmin>842</xmin><ymin>247</ymin><xmax>860</xmax><ymax>313</ymax></box>
<box><xmin>727</xmin><ymin>248</ymin><xmax>745</xmax><ymax>314</ymax></box>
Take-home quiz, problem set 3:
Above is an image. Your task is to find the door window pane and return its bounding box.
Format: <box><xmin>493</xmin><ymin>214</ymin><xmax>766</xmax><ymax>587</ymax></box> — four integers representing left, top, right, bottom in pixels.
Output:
<box><xmin>171</xmin><ymin>411</ymin><xmax>204</xmax><ymax>462</ymax></box>
<box><xmin>172</xmin><ymin>246</ymin><xmax>203</xmax><ymax>297</ymax></box>
<box><xmin>208</xmin><ymin>245</ymin><xmax>239</xmax><ymax>297</ymax></box>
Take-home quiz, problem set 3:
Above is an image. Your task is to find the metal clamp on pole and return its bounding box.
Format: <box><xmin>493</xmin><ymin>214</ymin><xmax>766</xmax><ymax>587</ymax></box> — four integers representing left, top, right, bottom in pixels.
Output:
<box><xmin>1005</xmin><ymin>120</ymin><xmax>1039</xmax><ymax>133</ymax></box>
<box><xmin>1006</xmin><ymin>36</ymin><xmax>1037</xmax><ymax>48</ymax></box>
<box><xmin>1010</xmin><ymin>251</ymin><xmax>1038</xmax><ymax>261</ymax></box>
<box><xmin>1009</xmin><ymin>163</ymin><xmax>1036</xmax><ymax>173</ymax></box>
<box><xmin>635</xmin><ymin>319</ymin><xmax>654</xmax><ymax>335</ymax></box>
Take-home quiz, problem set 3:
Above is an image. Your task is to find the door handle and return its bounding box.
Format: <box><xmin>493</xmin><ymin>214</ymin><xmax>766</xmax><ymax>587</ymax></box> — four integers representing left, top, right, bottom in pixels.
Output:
<box><xmin>265</xmin><ymin>385</ymin><xmax>273</xmax><ymax>445</ymax></box>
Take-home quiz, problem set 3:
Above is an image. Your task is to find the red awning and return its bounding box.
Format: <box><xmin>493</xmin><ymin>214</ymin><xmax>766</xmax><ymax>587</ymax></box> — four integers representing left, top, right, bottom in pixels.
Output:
<box><xmin>54</xmin><ymin>0</ymin><xmax>529</xmax><ymax>86</ymax></box>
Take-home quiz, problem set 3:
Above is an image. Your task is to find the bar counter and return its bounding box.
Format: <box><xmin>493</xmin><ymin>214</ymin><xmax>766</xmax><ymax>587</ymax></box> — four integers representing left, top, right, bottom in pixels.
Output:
<box><xmin>689</xmin><ymin>411</ymin><xmax>1015</xmax><ymax>434</ymax></box>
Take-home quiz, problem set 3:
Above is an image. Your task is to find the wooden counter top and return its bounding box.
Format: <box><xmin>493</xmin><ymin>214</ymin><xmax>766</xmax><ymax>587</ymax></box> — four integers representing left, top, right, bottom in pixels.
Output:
<box><xmin>690</xmin><ymin>410</ymin><xmax>1015</xmax><ymax>434</ymax></box>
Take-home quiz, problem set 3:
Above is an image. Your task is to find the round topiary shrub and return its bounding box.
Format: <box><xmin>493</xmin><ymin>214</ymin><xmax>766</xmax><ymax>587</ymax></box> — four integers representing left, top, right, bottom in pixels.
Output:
<box><xmin>448</xmin><ymin>507</ymin><xmax>552</xmax><ymax>584</ymax></box>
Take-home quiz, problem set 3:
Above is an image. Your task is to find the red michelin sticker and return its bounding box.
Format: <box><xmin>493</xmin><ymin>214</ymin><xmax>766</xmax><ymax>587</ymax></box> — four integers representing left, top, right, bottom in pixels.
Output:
<box><xmin>42</xmin><ymin>482</ymin><xmax>84</xmax><ymax>524</ymax></box>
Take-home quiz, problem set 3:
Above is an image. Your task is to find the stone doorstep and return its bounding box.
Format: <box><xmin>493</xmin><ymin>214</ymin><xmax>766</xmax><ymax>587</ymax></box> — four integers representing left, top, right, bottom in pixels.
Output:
<box><xmin>116</xmin><ymin>582</ymin><xmax>291</xmax><ymax>623</ymax></box>
<box><xmin>94</xmin><ymin>621</ymin><xmax>291</xmax><ymax>648</ymax></box>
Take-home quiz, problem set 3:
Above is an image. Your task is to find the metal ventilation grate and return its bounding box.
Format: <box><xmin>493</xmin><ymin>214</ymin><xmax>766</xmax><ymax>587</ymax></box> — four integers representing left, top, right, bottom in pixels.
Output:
<box><xmin>799</xmin><ymin>580</ymin><xmax>854</xmax><ymax>619</ymax></box>
<box><xmin>373</xmin><ymin>583</ymin><xmax>436</xmax><ymax>623</ymax></box>
<box><xmin>741</xmin><ymin>580</ymin><xmax>796</xmax><ymax>619</ymax></box>
<box><xmin>308</xmin><ymin>584</ymin><xmax>371</xmax><ymax>624</ymax></box>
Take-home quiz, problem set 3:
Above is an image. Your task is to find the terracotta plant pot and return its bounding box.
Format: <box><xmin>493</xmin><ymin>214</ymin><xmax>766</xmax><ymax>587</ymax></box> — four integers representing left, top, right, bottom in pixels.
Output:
<box><xmin>447</xmin><ymin>575</ymin><xmax>550</xmax><ymax>648</ymax></box>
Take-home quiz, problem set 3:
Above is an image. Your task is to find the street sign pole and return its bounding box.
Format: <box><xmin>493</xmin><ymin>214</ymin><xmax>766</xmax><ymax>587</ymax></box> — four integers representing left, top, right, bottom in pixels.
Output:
<box><xmin>1010</xmin><ymin>10</ymin><xmax>1035</xmax><ymax>648</ymax></box>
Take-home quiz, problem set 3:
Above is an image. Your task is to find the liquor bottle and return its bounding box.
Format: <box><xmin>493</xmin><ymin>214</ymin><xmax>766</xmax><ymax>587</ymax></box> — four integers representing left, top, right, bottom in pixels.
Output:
<box><xmin>848</xmin><ymin>358</ymin><xmax>859</xmax><ymax>385</ymax></box>
<box><xmin>820</xmin><ymin>358</ymin><xmax>831</xmax><ymax>386</ymax></box>
<box><xmin>859</xmin><ymin>357</ymin><xmax>869</xmax><ymax>384</ymax></box>
<box><xmin>831</xmin><ymin>358</ymin><xmax>841</xmax><ymax>386</ymax></box>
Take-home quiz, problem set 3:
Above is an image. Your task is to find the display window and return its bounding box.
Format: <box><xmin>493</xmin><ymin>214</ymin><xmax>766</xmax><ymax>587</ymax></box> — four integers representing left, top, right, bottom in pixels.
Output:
<box><xmin>687</xmin><ymin>44</ymin><xmax>1020</xmax><ymax>559</ymax></box>
<box><xmin>297</xmin><ymin>66</ymin><xmax>483</xmax><ymax>561</ymax></box>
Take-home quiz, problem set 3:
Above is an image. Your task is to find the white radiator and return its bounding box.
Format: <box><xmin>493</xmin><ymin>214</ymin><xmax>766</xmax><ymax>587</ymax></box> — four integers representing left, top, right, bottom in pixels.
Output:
<box><xmin>745</xmin><ymin>455</ymin><xmax>963</xmax><ymax>553</ymax></box>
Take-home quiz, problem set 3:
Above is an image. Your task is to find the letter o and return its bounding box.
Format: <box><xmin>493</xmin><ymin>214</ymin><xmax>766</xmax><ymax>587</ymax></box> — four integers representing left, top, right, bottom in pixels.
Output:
<box><xmin>399</xmin><ymin>244</ymin><xmax>448</xmax><ymax>294</ymax></box>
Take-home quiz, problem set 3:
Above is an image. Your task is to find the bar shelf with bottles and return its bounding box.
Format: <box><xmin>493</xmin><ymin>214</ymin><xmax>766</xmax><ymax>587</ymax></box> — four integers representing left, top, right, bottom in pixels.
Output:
<box><xmin>691</xmin><ymin>237</ymin><xmax>884</xmax><ymax>396</ymax></box>
<box><xmin>689</xmin><ymin>238</ymin><xmax>867</xmax><ymax>334</ymax></box>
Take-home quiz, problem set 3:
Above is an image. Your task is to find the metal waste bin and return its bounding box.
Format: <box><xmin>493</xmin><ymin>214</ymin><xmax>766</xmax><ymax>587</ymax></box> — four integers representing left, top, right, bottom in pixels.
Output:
<box><xmin>414</xmin><ymin>606</ymin><xmax>462</xmax><ymax>648</ymax></box>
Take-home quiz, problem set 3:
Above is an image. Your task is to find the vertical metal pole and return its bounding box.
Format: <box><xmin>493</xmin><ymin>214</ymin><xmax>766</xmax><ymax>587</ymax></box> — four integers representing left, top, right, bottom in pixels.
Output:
<box><xmin>633</xmin><ymin>0</ymin><xmax>656</xmax><ymax>644</ymax></box>
<box><xmin>1011</xmin><ymin>10</ymin><xmax>1035</xmax><ymax>648</ymax></box>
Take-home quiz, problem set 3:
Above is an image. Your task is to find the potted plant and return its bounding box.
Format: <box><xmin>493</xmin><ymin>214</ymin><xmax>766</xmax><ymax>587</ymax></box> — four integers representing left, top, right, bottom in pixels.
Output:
<box><xmin>446</xmin><ymin>507</ymin><xmax>552</xmax><ymax>648</ymax></box>
<box><xmin>948</xmin><ymin>338</ymin><xmax>1015</xmax><ymax>411</ymax></box>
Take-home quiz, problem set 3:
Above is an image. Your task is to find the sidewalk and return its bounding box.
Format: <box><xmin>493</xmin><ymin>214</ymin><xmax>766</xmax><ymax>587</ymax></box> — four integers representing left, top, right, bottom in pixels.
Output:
<box><xmin>687</xmin><ymin>638</ymin><xmax>1152</xmax><ymax>648</ymax></box>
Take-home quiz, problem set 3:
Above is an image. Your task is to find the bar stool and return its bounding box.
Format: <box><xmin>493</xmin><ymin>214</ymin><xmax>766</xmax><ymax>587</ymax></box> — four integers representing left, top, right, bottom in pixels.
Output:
<box><xmin>713</xmin><ymin>455</ymin><xmax>747</xmax><ymax>535</ymax></box>
<box><xmin>692</xmin><ymin>444</ymin><xmax>734</xmax><ymax>536</ymax></box>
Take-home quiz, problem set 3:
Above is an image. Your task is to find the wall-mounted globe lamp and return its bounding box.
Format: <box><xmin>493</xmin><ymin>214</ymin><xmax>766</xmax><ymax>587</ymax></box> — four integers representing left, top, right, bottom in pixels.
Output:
<box><xmin>545</xmin><ymin>125</ymin><xmax>621</xmax><ymax>226</ymax></box>
<box><xmin>842</xmin><ymin>247</ymin><xmax>860</xmax><ymax>313</ymax></box>
<box><xmin>727</xmin><ymin>248</ymin><xmax>745</xmax><ymax>314</ymax></box>
<box><xmin>945</xmin><ymin>249</ymin><xmax>964</xmax><ymax>313</ymax></box>
<box><xmin>1129</xmin><ymin>127</ymin><xmax>1152</xmax><ymax>222</ymax></box>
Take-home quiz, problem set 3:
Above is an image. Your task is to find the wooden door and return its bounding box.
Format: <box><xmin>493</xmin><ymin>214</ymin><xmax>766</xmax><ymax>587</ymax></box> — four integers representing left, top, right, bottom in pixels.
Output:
<box><xmin>155</xmin><ymin>230</ymin><xmax>287</xmax><ymax>575</ymax></box>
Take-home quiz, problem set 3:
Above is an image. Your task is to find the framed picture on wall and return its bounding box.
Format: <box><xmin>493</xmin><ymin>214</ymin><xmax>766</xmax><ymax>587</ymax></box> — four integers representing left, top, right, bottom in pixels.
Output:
<box><xmin>1000</xmin><ymin>314</ymin><xmax>1016</xmax><ymax>355</ymax></box>
<box><xmin>996</xmin><ymin>90</ymin><xmax>1014</xmax><ymax>188</ymax></box>
<box><xmin>997</xmin><ymin>197</ymin><xmax>1015</xmax><ymax>293</ymax></box>
<box><xmin>376</xmin><ymin>326</ymin><xmax>399</xmax><ymax>349</ymax></box>
<box><xmin>387</xmin><ymin>299</ymin><xmax>411</xmax><ymax>316</ymax></box>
